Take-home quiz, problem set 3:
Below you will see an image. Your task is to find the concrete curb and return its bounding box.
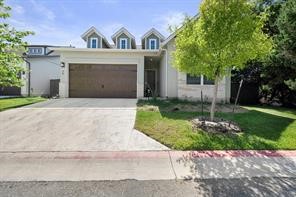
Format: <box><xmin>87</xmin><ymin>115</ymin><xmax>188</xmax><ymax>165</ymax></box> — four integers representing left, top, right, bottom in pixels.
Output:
<box><xmin>0</xmin><ymin>150</ymin><xmax>295</xmax><ymax>160</ymax></box>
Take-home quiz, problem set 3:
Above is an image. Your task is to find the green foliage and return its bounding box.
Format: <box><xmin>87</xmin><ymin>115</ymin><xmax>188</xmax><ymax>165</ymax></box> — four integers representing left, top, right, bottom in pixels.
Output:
<box><xmin>0</xmin><ymin>0</ymin><xmax>33</xmax><ymax>87</ymax></box>
<box><xmin>173</xmin><ymin>0</ymin><xmax>273</xmax><ymax>80</ymax></box>
<box><xmin>259</xmin><ymin>0</ymin><xmax>296</xmax><ymax>105</ymax></box>
<box><xmin>135</xmin><ymin>100</ymin><xmax>296</xmax><ymax>150</ymax></box>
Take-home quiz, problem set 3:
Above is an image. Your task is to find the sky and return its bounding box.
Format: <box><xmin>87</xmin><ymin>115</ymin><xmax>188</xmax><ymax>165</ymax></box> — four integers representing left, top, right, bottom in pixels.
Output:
<box><xmin>6</xmin><ymin>0</ymin><xmax>201</xmax><ymax>47</ymax></box>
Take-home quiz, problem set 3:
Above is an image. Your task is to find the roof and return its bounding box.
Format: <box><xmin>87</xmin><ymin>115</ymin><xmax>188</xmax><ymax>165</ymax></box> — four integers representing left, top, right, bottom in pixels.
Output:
<box><xmin>111</xmin><ymin>27</ymin><xmax>136</xmax><ymax>48</ymax></box>
<box><xmin>111</xmin><ymin>27</ymin><xmax>135</xmax><ymax>41</ymax></box>
<box><xmin>141</xmin><ymin>28</ymin><xmax>165</xmax><ymax>41</ymax></box>
<box><xmin>81</xmin><ymin>26</ymin><xmax>111</xmax><ymax>48</ymax></box>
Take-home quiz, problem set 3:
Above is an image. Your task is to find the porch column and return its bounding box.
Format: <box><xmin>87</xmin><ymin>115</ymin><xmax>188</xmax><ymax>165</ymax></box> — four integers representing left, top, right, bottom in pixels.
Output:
<box><xmin>137</xmin><ymin>56</ymin><xmax>144</xmax><ymax>98</ymax></box>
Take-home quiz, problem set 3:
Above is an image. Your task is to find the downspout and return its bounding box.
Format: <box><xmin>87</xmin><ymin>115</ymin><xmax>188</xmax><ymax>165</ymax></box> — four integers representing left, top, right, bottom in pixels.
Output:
<box><xmin>22</xmin><ymin>56</ymin><xmax>31</xmax><ymax>97</ymax></box>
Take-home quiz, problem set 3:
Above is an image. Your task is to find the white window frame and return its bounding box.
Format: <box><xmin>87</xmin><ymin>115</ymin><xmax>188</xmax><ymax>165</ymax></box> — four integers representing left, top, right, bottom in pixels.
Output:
<box><xmin>119</xmin><ymin>38</ymin><xmax>128</xmax><ymax>49</ymax></box>
<box><xmin>28</xmin><ymin>47</ymin><xmax>43</xmax><ymax>55</ymax></box>
<box><xmin>90</xmin><ymin>37</ymin><xmax>98</xmax><ymax>48</ymax></box>
<box><xmin>149</xmin><ymin>39</ymin><xmax>157</xmax><ymax>50</ymax></box>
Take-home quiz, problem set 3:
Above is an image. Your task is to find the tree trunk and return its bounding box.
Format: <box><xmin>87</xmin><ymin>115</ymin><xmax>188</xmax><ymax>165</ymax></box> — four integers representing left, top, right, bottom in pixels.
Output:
<box><xmin>210</xmin><ymin>76</ymin><xmax>219</xmax><ymax>121</ymax></box>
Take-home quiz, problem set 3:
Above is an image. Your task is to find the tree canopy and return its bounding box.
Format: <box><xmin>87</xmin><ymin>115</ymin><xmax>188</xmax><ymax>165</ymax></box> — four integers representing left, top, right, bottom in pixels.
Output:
<box><xmin>174</xmin><ymin>0</ymin><xmax>273</xmax><ymax>80</ymax></box>
<box><xmin>0</xmin><ymin>0</ymin><xmax>33</xmax><ymax>87</ymax></box>
<box><xmin>173</xmin><ymin>0</ymin><xmax>273</xmax><ymax>120</ymax></box>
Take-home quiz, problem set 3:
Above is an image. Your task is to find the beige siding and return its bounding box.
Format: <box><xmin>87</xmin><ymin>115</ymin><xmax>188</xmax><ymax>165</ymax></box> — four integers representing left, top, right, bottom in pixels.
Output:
<box><xmin>165</xmin><ymin>38</ymin><xmax>230</xmax><ymax>102</ymax></box>
<box><xmin>178</xmin><ymin>73</ymin><xmax>229</xmax><ymax>102</ymax></box>
<box><xmin>166</xmin><ymin>38</ymin><xmax>178</xmax><ymax>98</ymax></box>
<box><xmin>159</xmin><ymin>53</ymin><xmax>166</xmax><ymax>97</ymax></box>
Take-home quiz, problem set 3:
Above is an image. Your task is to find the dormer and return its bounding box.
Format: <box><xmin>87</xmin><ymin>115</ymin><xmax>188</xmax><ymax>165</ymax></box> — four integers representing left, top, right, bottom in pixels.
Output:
<box><xmin>81</xmin><ymin>26</ymin><xmax>111</xmax><ymax>49</ymax></box>
<box><xmin>27</xmin><ymin>46</ymin><xmax>45</xmax><ymax>55</ymax></box>
<box><xmin>111</xmin><ymin>27</ymin><xmax>136</xmax><ymax>49</ymax></box>
<box><xmin>141</xmin><ymin>28</ymin><xmax>165</xmax><ymax>50</ymax></box>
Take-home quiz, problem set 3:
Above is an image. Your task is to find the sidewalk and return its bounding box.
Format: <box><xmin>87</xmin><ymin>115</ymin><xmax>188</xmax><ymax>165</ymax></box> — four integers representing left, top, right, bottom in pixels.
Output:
<box><xmin>0</xmin><ymin>150</ymin><xmax>295</xmax><ymax>181</ymax></box>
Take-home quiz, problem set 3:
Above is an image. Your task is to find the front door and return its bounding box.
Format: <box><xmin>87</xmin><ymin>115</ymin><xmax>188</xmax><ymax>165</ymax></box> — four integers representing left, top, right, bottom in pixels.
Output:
<box><xmin>144</xmin><ymin>70</ymin><xmax>156</xmax><ymax>97</ymax></box>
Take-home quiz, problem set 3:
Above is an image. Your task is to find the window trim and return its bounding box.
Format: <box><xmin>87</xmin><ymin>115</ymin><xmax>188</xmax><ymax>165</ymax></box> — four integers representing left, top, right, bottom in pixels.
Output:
<box><xmin>186</xmin><ymin>74</ymin><xmax>215</xmax><ymax>85</ymax></box>
<box><xmin>186</xmin><ymin>74</ymin><xmax>201</xmax><ymax>85</ymax></box>
<box><xmin>90</xmin><ymin>37</ymin><xmax>98</xmax><ymax>48</ymax></box>
<box><xmin>28</xmin><ymin>47</ymin><xmax>43</xmax><ymax>55</ymax></box>
<box><xmin>119</xmin><ymin>38</ymin><xmax>128</xmax><ymax>49</ymax></box>
<box><xmin>149</xmin><ymin>38</ymin><xmax>157</xmax><ymax>50</ymax></box>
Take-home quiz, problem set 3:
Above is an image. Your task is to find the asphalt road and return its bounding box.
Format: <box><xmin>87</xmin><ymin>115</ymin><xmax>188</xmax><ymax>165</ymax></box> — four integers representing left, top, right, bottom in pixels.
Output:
<box><xmin>0</xmin><ymin>177</ymin><xmax>295</xmax><ymax>197</ymax></box>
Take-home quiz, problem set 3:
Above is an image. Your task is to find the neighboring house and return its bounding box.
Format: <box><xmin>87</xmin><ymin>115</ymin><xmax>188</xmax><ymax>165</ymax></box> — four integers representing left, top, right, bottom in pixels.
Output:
<box><xmin>21</xmin><ymin>45</ymin><xmax>63</xmax><ymax>97</ymax></box>
<box><xmin>50</xmin><ymin>26</ymin><xmax>230</xmax><ymax>102</ymax></box>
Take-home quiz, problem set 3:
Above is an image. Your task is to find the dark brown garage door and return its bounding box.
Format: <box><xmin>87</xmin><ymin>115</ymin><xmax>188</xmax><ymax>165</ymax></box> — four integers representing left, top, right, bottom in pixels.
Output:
<box><xmin>69</xmin><ymin>64</ymin><xmax>137</xmax><ymax>98</ymax></box>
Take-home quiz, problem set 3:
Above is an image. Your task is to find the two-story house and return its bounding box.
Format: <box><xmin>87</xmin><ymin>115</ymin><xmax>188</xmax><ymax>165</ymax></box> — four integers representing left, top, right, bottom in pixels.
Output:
<box><xmin>27</xmin><ymin>26</ymin><xmax>231</xmax><ymax>102</ymax></box>
<box><xmin>21</xmin><ymin>45</ymin><xmax>63</xmax><ymax>97</ymax></box>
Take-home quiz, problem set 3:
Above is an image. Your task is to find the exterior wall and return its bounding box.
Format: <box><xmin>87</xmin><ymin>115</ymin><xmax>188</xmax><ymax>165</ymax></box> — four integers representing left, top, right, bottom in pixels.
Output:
<box><xmin>178</xmin><ymin>73</ymin><xmax>229</xmax><ymax>102</ymax></box>
<box><xmin>145</xmin><ymin>34</ymin><xmax>160</xmax><ymax>49</ymax></box>
<box><xmin>166</xmin><ymin>38</ymin><xmax>178</xmax><ymax>98</ymax></box>
<box><xmin>22</xmin><ymin>56</ymin><xmax>60</xmax><ymax>96</ymax></box>
<box><xmin>116</xmin><ymin>33</ymin><xmax>131</xmax><ymax>49</ymax></box>
<box><xmin>58</xmin><ymin>51</ymin><xmax>147</xmax><ymax>98</ymax></box>
<box><xmin>87</xmin><ymin>32</ymin><xmax>102</xmax><ymax>48</ymax></box>
<box><xmin>164</xmin><ymin>38</ymin><xmax>230</xmax><ymax>102</ymax></box>
<box><xmin>159</xmin><ymin>53</ymin><xmax>166</xmax><ymax>97</ymax></box>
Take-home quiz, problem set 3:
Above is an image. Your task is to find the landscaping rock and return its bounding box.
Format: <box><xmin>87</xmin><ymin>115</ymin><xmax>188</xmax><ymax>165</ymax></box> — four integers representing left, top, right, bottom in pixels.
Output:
<box><xmin>192</xmin><ymin>117</ymin><xmax>242</xmax><ymax>134</ymax></box>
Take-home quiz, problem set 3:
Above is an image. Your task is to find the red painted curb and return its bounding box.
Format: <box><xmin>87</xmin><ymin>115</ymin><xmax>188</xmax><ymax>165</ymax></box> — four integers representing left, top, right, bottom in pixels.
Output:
<box><xmin>0</xmin><ymin>150</ymin><xmax>295</xmax><ymax>160</ymax></box>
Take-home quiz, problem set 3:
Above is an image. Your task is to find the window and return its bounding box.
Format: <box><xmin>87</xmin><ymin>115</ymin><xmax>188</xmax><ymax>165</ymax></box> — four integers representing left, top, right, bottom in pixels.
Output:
<box><xmin>203</xmin><ymin>76</ymin><xmax>215</xmax><ymax>85</ymax></box>
<box><xmin>90</xmin><ymin>38</ymin><xmax>98</xmax><ymax>48</ymax></box>
<box><xmin>120</xmin><ymin>38</ymin><xmax>128</xmax><ymax>49</ymax></box>
<box><xmin>187</xmin><ymin>74</ymin><xmax>201</xmax><ymax>84</ymax></box>
<box><xmin>149</xmin><ymin>39</ymin><xmax>157</xmax><ymax>50</ymax></box>
<box><xmin>28</xmin><ymin>47</ymin><xmax>43</xmax><ymax>55</ymax></box>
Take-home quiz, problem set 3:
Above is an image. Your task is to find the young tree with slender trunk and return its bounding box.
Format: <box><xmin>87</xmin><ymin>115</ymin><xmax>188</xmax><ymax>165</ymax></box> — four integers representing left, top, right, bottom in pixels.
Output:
<box><xmin>0</xmin><ymin>0</ymin><xmax>33</xmax><ymax>88</ymax></box>
<box><xmin>173</xmin><ymin>0</ymin><xmax>273</xmax><ymax>121</ymax></box>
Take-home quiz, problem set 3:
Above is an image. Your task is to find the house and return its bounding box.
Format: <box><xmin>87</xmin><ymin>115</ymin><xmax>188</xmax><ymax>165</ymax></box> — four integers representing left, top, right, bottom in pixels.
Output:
<box><xmin>21</xmin><ymin>45</ymin><xmax>69</xmax><ymax>97</ymax></box>
<box><xmin>34</xmin><ymin>26</ymin><xmax>231</xmax><ymax>102</ymax></box>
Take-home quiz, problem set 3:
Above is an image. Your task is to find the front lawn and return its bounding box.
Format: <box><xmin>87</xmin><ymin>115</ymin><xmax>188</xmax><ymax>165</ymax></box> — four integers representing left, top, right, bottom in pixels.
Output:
<box><xmin>0</xmin><ymin>97</ymin><xmax>47</xmax><ymax>111</ymax></box>
<box><xmin>135</xmin><ymin>100</ymin><xmax>296</xmax><ymax>150</ymax></box>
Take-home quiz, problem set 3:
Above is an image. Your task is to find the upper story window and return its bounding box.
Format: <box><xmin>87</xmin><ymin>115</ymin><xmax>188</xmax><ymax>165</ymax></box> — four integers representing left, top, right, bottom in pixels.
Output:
<box><xmin>119</xmin><ymin>38</ymin><xmax>128</xmax><ymax>49</ymax></box>
<box><xmin>90</xmin><ymin>37</ymin><xmax>98</xmax><ymax>48</ymax></box>
<box><xmin>28</xmin><ymin>47</ymin><xmax>43</xmax><ymax>55</ymax></box>
<box><xmin>149</xmin><ymin>39</ymin><xmax>157</xmax><ymax>50</ymax></box>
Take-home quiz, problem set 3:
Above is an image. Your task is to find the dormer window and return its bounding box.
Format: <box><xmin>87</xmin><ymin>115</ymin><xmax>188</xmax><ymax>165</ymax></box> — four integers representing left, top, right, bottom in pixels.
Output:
<box><xmin>120</xmin><ymin>38</ymin><xmax>128</xmax><ymax>49</ymax></box>
<box><xmin>28</xmin><ymin>47</ymin><xmax>43</xmax><ymax>55</ymax></box>
<box><xmin>149</xmin><ymin>39</ymin><xmax>157</xmax><ymax>50</ymax></box>
<box><xmin>90</xmin><ymin>38</ymin><xmax>98</xmax><ymax>48</ymax></box>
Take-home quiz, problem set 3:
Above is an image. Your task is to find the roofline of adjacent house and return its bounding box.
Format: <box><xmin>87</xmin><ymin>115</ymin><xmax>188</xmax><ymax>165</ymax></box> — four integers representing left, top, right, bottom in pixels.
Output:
<box><xmin>50</xmin><ymin>47</ymin><xmax>160</xmax><ymax>54</ymax></box>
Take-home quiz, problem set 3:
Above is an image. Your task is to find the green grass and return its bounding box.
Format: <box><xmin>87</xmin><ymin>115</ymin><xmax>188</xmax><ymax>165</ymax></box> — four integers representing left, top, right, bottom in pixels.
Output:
<box><xmin>135</xmin><ymin>100</ymin><xmax>296</xmax><ymax>150</ymax></box>
<box><xmin>0</xmin><ymin>97</ymin><xmax>47</xmax><ymax>111</ymax></box>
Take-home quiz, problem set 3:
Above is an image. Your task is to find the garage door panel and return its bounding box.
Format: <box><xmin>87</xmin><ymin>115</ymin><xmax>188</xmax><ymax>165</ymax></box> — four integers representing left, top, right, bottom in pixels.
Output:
<box><xmin>69</xmin><ymin>64</ymin><xmax>137</xmax><ymax>98</ymax></box>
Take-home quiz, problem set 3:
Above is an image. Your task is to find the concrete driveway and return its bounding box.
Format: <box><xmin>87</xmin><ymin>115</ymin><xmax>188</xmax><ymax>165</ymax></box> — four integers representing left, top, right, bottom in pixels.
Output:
<box><xmin>0</xmin><ymin>98</ymin><xmax>168</xmax><ymax>151</ymax></box>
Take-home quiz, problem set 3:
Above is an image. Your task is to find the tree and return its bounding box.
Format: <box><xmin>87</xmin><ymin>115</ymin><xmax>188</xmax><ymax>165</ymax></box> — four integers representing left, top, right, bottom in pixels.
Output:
<box><xmin>0</xmin><ymin>0</ymin><xmax>33</xmax><ymax>87</ymax></box>
<box><xmin>173</xmin><ymin>0</ymin><xmax>273</xmax><ymax>121</ymax></box>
